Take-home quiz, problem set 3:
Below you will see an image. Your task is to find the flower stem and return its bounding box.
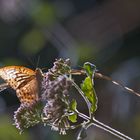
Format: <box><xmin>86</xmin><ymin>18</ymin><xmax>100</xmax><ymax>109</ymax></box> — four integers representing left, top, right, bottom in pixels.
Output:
<box><xmin>71</xmin><ymin>80</ymin><xmax>91</xmax><ymax>117</ymax></box>
<box><xmin>76</xmin><ymin>110</ymin><xmax>133</xmax><ymax>140</ymax></box>
<box><xmin>70</xmin><ymin>69</ymin><xmax>140</xmax><ymax>97</ymax></box>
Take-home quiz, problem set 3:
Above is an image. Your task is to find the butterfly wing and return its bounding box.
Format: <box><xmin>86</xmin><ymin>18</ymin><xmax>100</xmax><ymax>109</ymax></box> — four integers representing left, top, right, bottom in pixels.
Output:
<box><xmin>0</xmin><ymin>83</ymin><xmax>9</xmax><ymax>92</ymax></box>
<box><xmin>0</xmin><ymin>66</ymin><xmax>39</xmax><ymax>105</ymax></box>
<box><xmin>0</xmin><ymin>66</ymin><xmax>35</xmax><ymax>89</ymax></box>
<box><xmin>16</xmin><ymin>77</ymin><xmax>39</xmax><ymax>105</ymax></box>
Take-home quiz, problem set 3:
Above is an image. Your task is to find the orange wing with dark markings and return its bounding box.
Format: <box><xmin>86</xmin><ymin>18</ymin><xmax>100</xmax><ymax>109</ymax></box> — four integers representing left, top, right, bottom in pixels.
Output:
<box><xmin>0</xmin><ymin>66</ymin><xmax>43</xmax><ymax>106</ymax></box>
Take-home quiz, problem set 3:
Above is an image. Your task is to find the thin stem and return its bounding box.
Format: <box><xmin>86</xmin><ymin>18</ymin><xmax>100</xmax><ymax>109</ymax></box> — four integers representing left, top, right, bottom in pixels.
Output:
<box><xmin>76</xmin><ymin>110</ymin><xmax>133</xmax><ymax>140</ymax></box>
<box><xmin>70</xmin><ymin>69</ymin><xmax>140</xmax><ymax>97</ymax></box>
<box><xmin>71</xmin><ymin>80</ymin><xmax>91</xmax><ymax>117</ymax></box>
<box><xmin>76</xmin><ymin>110</ymin><xmax>90</xmax><ymax>121</ymax></box>
<box><xmin>92</xmin><ymin>118</ymin><xmax>134</xmax><ymax>140</ymax></box>
<box><xmin>91</xmin><ymin>123</ymin><xmax>132</xmax><ymax>140</ymax></box>
<box><xmin>70</xmin><ymin>69</ymin><xmax>135</xmax><ymax>139</ymax></box>
<box><xmin>95</xmin><ymin>72</ymin><xmax>140</xmax><ymax>97</ymax></box>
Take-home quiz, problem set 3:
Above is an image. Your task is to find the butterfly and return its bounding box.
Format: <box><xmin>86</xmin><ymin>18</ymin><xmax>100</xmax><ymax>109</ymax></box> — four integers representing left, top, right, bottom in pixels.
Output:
<box><xmin>0</xmin><ymin>66</ymin><xmax>44</xmax><ymax>106</ymax></box>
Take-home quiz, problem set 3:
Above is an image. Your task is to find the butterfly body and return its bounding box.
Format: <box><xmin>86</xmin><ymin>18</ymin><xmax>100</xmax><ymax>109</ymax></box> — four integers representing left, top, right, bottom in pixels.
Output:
<box><xmin>0</xmin><ymin>66</ymin><xmax>43</xmax><ymax>106</ymax></box>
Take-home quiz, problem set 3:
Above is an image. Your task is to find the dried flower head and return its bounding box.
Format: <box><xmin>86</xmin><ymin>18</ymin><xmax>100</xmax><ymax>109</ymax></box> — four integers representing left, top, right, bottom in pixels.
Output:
<box><xmin>13</xmin><ymin>102</ymin><xmax>43</xmax><ymax>132</ymax></box>
<box><xmin>10</xmin><ymin>58</ymin><xmax>136</xmax><ymax>140</ymax></box>
<box><xmin>40</xmin><ymin>58</ymin><xmax>73</xmax><ymax>134</ymax></box>
<box><xmin>42</xmin><ymin>75</ymin><xmax>72</xmax><ymax>134</ymax></box>
<box><xmin>13</xmin><ymin>58</ymin><xmax>73</xmax><ymax>134</ymax></box>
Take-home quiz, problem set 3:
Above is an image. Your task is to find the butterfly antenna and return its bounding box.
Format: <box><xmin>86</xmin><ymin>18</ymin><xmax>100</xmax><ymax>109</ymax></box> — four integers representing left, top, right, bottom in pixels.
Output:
<box><xmin>26</xmin><ymin>56</ymin><xmax>36</xmax><ymax>69</ymax></box>
<box><xmin>95</xmin><ymin>72</ymin><xmax>140</xmax><ymax>97</ymax></box>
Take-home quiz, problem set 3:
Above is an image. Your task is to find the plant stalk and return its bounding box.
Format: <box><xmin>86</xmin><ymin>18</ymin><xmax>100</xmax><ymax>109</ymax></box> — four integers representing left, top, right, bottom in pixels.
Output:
<box><xmin>76</xmin><ymin>110</ymin><xmax>134</xmax><ymax>140</ymax></box>
<box><xmin>71</xmin><ymin>80</ymin><xmax>91</xmax><ymax>117</ymax></box>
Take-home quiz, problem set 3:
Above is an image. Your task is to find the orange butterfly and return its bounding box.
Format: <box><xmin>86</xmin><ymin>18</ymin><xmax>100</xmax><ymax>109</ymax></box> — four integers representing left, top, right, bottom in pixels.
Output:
<box><xmin>0</xmin><ymin>66</ymin><xmax>43</xmax><ymax>106</ymax></box>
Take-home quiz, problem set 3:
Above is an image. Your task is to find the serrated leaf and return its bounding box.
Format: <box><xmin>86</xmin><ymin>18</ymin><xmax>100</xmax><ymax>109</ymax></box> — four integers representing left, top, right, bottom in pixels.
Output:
<box><xmin>70</xmin><ymin>99</ymin><xmax>77</xmax><ymax>111</ymax></box>
<box><xmin>68</xmin><ymin>113</ymin><xmax>77</xmax><ymax>123</ymax></box>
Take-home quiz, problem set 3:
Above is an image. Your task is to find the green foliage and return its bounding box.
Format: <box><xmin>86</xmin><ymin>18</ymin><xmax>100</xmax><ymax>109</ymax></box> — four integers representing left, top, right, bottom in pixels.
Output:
<box><xmin>70</xmin><ymin>99</ymin><xmax>77</xmax><ymax>111</ymax></box>
<box><xmin>81</xmin><ymin>76</ymin><xmax>97</xmax><ymax>113</ymax></box>
<box><xmin>81</xmin><ymin>62</ymin><xmax>98</xmax><ymax>113</ymax></box>
<box><xmin>68</xmin><ymin>113</ymin><xmax>77</xmax><ymax>123</ymax></box>
<box><xmin>83</xmin><ymin>62</ymin><xmax>96</xmax><ymax>79</ymax></box>
<box><xmin>68</xmin><ymin>99</ymin><xmax>77</xmax><ymax>123</ymax></box>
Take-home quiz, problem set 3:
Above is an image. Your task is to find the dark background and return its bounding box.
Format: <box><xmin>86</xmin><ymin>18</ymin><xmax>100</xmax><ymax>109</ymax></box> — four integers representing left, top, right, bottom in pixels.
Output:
<box><xmin>0</xmin><ymin>0</ymin><xmax>140</xmax><ymax>140</ymax></box>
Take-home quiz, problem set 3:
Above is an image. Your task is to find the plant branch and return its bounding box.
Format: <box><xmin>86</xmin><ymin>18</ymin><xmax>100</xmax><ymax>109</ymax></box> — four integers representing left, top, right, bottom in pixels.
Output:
<box><xmin>95</xmin><ymin>72</ymin><xmax>140</xmax><ymax>97</ymax></box>
<box><xmin>71</xmin><ymin>80</ymin><xmax>91</xmax><ymax>117</ymax></box>
<box><xmin>76</xmin><ymin>110</ymin><xmax>134</xmax><ymax>140</ymax></box>
<box><xmin>70</xmin><ymin>69</ymin><xmax>140</xmax><ymax>97</ymax></box>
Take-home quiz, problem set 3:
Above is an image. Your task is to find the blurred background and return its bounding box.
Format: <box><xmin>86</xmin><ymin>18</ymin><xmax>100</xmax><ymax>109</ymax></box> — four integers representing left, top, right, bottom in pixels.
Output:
<box><xmin>0</xmin><ymin>0</ymin><xmax>140</xmax><ymax>139</ymax></box>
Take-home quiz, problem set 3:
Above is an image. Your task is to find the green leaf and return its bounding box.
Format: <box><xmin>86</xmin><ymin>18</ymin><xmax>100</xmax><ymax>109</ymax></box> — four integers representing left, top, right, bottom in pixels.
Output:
<box><xmin>68</xmin><ymin>99</ymin><xmax>77</xmax><ymax>123</ymax></box>
<box><xmin>83</xmin><ymin>62</ymin><xmax>96</xmax><ymax>79</ymax></box>
<box><xmin>81</xmin><ymin>62</ymin><xmax>98</xmax><ymax>113</ymax></box>
<box><xmin>81</xmin><ymin>76</ymin><xmax>97</xmax><ymax>113</ymax></box>
<box><xmin>70</xmin><ymin>99</ymin><xmax>77</xmax><ymax>111</ymax></box>
<box><xmin>68</xmin><ymin>113</ymin><xmax>77</xmax><ymax>123</ymax></box>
